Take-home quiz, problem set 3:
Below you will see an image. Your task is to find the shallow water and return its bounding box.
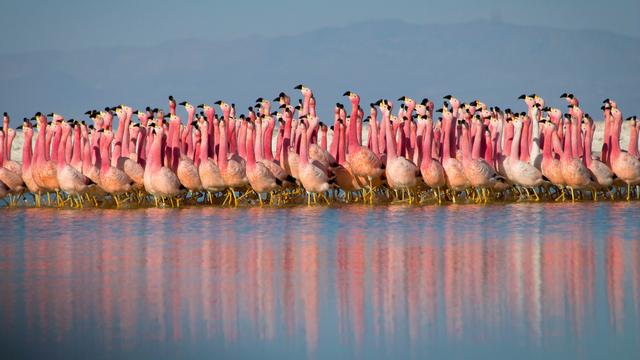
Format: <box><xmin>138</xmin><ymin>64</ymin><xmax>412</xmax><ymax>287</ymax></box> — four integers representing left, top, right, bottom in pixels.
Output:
<box><xmin>1</xmin><ymin>203</ymin><xmax>639</xmax><ymax>359</ymax></box>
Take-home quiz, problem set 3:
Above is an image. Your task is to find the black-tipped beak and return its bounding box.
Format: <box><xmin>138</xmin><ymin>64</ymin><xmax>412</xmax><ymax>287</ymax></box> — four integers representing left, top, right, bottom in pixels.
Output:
<box><xmin>46</xmin><ymin>113</ymin><xmax>54</xmax><ymax>117</ymax></box>
<box><xmin>214</xmin><ymin>100</ymin><xmax>222</xmax><ymax>105</ymax></box>
<box><xmin>560</xmin><ymin>93</ymin><xmax>567</xmax><ymax>98</ymax></box>
<box><xmin>518</xmin><ymin>94</ymin><xmax>526</xmax><ymax>100</ymax></box>
<box><xmin>179</xmin><ymin>101</ymin><xmax>187</xmax><ymax>106</ymax></box>
<box><xmin>542</xmin><ymin>107</ymin><xmax>550</xmax><ymax>112</ymax></box>
<box><xmin>342</xmin><ymin>91</ymin><xmax>352</xmax><ymax>97</ymax></box>
<box><xmin>294</xmin><ymin>84</ymin><xmax>303</xmax><ymax>90</ymax></box>
<box><xmin>435</xmin><ymin>108</ymin><xmax>443</xmax><ymax>113</ymax></box>
<box><xmin>197</xmin><ymin>104</ymin><xmax>204</xmax><ymax>108</ymax></box>
<box><xmin>273</xmin><ymin>97</ymin><xmax>280</xmax><ymax>102</ymax></box>
<box><xmin>603</xmin><ymin>98</ymin><xmax>610</xmax><ymax>104</ymax></box>
<box><xmin>255</xmin><ymin>97</ymin><xmax>263</xmax><ymax>103</ymax></box>
<box><xmin>84</xmin><ymin>110</ymin><xmax>92</xmax><ymax>115</ymax></box>
<box><xmin>279</xmin><ymin>104</ymin><xmax>287</xmax><ymax>109</ymax></box>
<box><xmin>398</xmin><ymin>96</ymin><xmax>406</xmax><ymax>101</ymax></box>
<box><xmin>443</xmin><ymin>95</ymin><xmax>452</xmax><ymax>100</ymax></box>
<box><xmin>270</xmin><ymin>111</ymin><xmax>277</xmax><ymax>116</ymax></box>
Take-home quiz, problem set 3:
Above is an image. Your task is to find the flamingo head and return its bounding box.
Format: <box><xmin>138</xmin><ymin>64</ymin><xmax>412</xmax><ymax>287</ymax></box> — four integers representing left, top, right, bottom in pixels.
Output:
<box><xmin>343</xmin><ymin>91</ymin><xmax>360</xmax><ymax>106</ymax></box>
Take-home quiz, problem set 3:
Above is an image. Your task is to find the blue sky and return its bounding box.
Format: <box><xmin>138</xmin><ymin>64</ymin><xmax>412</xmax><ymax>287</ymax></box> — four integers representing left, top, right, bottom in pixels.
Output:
<box><xmin>1</xmin><ymin>0</ymin><xmax>638</xmax><ymax>53</ymax></box>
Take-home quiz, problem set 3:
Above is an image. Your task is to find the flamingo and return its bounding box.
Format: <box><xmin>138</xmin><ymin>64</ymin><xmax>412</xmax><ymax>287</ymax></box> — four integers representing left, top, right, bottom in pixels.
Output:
<box><xmin>143</xmin><ymin>126</ymin><xmax>181</xmax><ymax>206</ymax></box>
<box><xmin>508</xmin><ymin>116</ymin><xmax>547</xmax><ymax>200</ymax></box>
<box><xmin>296</xmin><ymin>122</ymin><xmax>330</xmax><ymax>205</ymax></box>
<box><xmin>609</xmin><ymin>108</ymin><xmax>640</xmax><ymax>200</ymax></box>
<box><xmin>31</xmin><ymin>113</ymin><xmax>59</xmax><ymax>199</ymax></box>
<box><xmin>197</xmin><ymin>121</ymin><xmax>225</xmax><ymax>203</ymax></box>
<box><xmin>245</xmin><ymin>122</ymin><xmax>280</xmax><ymax>205</ymax></box>
<box><xmin>419</xmin><ymin>115</ymin><xmax>446</xmax><ymax>202</ymax></box>
<box><xmin>559</xmin><ymin>114</ymin><xmax>593</xmax><ymax>201</ymax></box>
<box><xmin>343</xmin><ymin>91</ymin><xmax>383</xmax><ymax>203</ymax></box>
<box><xmin>583</xmin><ymin>117</ymin><xmax>614</xmax><ymax>199</ymax></box>
<box><xmin>55</xmin><ymin>121</ymin><xmax>88</xmax><ymax>206</ymax></box>
<box><xmin>460</xmin><ymin>117</ymin><xmax>505</xmax><ymax>202</ymax></box>
<box><xmin>99</xmin><ymin>130</ymin><xmax>132</xmax><ymax>207</ymax></box>
<box><xmin>383</xmin><ymin>110</ymin><xmax>418</xmax><ymax>202</ymax></box>
<box><xmin>540</xmin><ymin>121</ymin><xmax>565</xmax><ymax>195</ymax></box>
<box><xmin>217</xmin><ymin>118</ymin><xmax>248</xmax><ymax>206</ymax></box>
<box><xmin>438</xmin><ymin>106</ymin><xmax>468</xmax><ymax>202</ymax></box>
<box><xmin>175</xmin><ymin>104</ymin><xmax>202</xmax><ymax>193</ymax></box>
<box><xmin>19</xmin><ymin>123</ymin><xmax>42</xmax><ymax>205</ymax></box>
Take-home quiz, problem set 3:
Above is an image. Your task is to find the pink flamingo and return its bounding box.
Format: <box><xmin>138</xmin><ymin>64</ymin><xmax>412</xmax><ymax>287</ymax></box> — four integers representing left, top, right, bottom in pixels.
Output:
<box><xmin>609</xmin><ymin>108</ymin><xmax>640</xmax><ymax>200</ymax></box>
<box><xmin>508</xmin><ymin>115</ymin><xmax>547</xmax><ymax>200</ymax></box>
<box><xmin>583</xmin><ymin>117</ymin><xmax>614</xmax><ymax>198</ymax></box>
<box><xmin>197</xmin><ymin>121</ymin><xmax>225</xmax><ymax>203</ymax></box>
<box><xmin>20</xmin><ymin>123</ymin><xmax>42</xmax><ymax>205</ymax></box>
<box><xmin>31</xmin><ymin>113</ymin><xmax>59</xmax><ymax>196</ymax></box>
<box><xmin>175</xmin><ymin>104</ymin><xmax>202</xmax><ymax>193</ymax></box>
<box><xmin>383</xmin><ymin>109</ymin><xmax>418</xmax><ymax>202</ymax></box>
<box><xmin>438</xmin><ymin>106</ymin><xmax>468</xmax><ymax>202</ymax></box>
<box><xmin>297</xmin><ymin>122</ymin><xmax>331</xmax><ymax>205</ymax></box>
<box><xmin>142</xmin><ymin>126</ymin><xmax>181</xmax><ymax>206</ymax></box>
<box><xmin>540</xmin><ymin>121</ymin><xmax>565</xmax><ymax>193</ymax></box>
<box><xmin>419</xmin><ymin>115</ymin><xmax>446</xmax><ymax>202</ymax></box>
<box><xmin>343</xmin><ymin>91</ymin><xmax>383</xmax><ymax>203</ymax></box>
<box><xmin>217</xmin><ymin>118</ymin><xmax>248</xmax><ymax>206</ymax></box>
<box><xmin>559</xmin><ymin>115</ymin><xmax>593</xmax><ymax>201</ymax></box>
<box><xmin>99</xmin><ymin>130</ymin><xmax>132</xmax><ymax>206</ymax></box>
<box><xmin>55</xmin><ymin>121</ymin><xmax>88</xmax><ymax>206</ymax></box>
<box><xmin>245</xmin><ymin>121</ymin><xmax>279</xmax><ymax>205</ymax></box>
<box><xmin>460</xmin><ymin>117</ymin><xmax>504</xmax><ymax>202</ymax></box>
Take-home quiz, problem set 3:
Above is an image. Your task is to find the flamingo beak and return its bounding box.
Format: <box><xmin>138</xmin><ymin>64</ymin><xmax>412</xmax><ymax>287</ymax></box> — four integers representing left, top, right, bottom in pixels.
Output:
<box><xmin>294</xmin><ymin>84</ymin><xmax>303</xmax><ymax>90</ymax></box>
<box><xmin>342</xmin><ymin>91</ymin><xmax>352</xmax><ymax>97</ymax></box>
<box><xmin>518</xmin><ymin>94</ymin><xmax>526</xmax><ymax>100</ymax></box>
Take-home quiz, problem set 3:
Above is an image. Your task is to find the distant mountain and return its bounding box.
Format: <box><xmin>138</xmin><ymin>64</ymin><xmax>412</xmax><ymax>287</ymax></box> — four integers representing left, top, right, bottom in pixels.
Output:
<box><xmin>1</xmin><ymin>20</ymin><xmax>638</xmax><ymax>122</ymax></box>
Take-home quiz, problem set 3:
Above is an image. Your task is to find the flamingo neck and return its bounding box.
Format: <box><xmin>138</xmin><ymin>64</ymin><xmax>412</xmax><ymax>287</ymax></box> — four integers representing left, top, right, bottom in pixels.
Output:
<box><xmin>385</xmin><ymin>119</ymin><xmax>398</xmax><ymax>162</ymax></box>
<box><xmin>218</xmin><ymin>125</ymin><xmax>229</xmax><ymax>170</ymax></box>
<box><xmin>263</xmin><ymin>120</ymin><xmax>274</xmax><ymax>161</ymax></box>
<box><xmin>348</xmin><ymin>101</ymin><xmax>360</xmax><ymax>153</ymax></box>
<box><xmin>99</xmin><ymin>136</ymin><xmax>112</xmax><ymax>173</ymax></box>
<box><xmin>584</xmin><ymin>126</ymin><xmax>593</xmax><ymax>167</ymax></box>
<box><xmin>421</xmin><ymin>124</ymin><xmax>433</xmax><ymax>168</ymax></box>
<box><xmin>511</xmin><ymin>124</ymin><xmax>522</xmax><ymax>161</ymax></box>
<box><xmin>23</xmin><ymin>132</ymin><xmax>33</xmax><ymax>169</ymax></box>
<box><xmin>471</xmin><ymin>123</ymin><xmax>483</xmax><ymax>160</ymax></box>
<box><xmin>628</xmin><ymin>123</ymin><xmax>638</xmax><ymax>157</ymax></box>
<box><xmin>246</xmin><ymin>128</ymin><xmax>256</xmax><ymax>167</ymax></box>
<box><xmin>299</xmin><ymin>127</ymin><xmax>309</xmax><ymax>165</ymax></box>
<box><xmin>200</xmin><ymin>124</ymin><xmax>209</xmax><ymax>165</ymax></box>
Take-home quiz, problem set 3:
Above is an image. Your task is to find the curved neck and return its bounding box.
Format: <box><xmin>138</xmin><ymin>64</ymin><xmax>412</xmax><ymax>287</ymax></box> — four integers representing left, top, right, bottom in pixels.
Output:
<box><xmin>263</xmin><ymin>119</ymin><xmax>275</xmax><ymax>161</ymax></box>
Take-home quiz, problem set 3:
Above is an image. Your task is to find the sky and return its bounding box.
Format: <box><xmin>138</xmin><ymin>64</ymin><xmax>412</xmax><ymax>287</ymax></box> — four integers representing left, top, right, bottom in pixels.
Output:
<box><xmin>1</xmin><ymin>0</ymin><xmax>638</xmax><ymax>53</ymax></box>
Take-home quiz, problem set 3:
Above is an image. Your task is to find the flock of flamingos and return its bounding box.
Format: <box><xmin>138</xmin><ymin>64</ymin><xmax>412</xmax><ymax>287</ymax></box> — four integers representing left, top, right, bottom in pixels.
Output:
<box><xmin>0</xmin><ymin>86</ymin><xmax>638</xmax><ymax>208</ymax></box>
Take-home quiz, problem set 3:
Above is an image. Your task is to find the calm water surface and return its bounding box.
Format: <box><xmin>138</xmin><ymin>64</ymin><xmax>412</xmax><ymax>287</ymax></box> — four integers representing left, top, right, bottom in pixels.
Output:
<box><xmin>1</xmin><ymin>203</ymin><xmax>639</xmax><ymax>359</ymax></box>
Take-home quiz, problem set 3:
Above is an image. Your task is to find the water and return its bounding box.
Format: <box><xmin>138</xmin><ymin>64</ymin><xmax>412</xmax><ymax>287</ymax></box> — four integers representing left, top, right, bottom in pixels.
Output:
<box><xmin>1</xmin><ymin>203</ymin><xmax>639</xmax><ymax>359</ymax></box>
